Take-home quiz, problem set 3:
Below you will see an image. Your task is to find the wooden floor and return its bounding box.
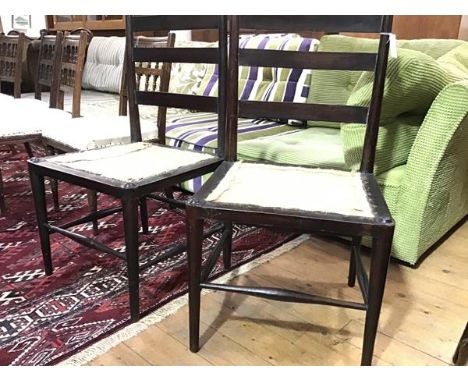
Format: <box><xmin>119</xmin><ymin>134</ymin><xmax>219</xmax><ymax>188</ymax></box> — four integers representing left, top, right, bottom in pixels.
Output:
<box><xmin>89</xmin><ymin>222</ymin><xmax>468</xmax><ymax>366</ymax></box>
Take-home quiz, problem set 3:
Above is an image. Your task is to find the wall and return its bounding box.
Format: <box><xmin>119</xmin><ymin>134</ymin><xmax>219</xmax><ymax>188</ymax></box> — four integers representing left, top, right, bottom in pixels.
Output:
<box><xmin>0</xmin><ymin>15</ymin><xmax>46</xmax><ymax>37</ymax></box>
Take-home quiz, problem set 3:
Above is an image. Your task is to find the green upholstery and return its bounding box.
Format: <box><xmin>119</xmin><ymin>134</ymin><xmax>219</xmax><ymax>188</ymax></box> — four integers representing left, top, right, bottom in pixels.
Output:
<box><xmin>238</xmin><ymin>127</ymin><xmax>346</xmax><ymax>169</ymax></box>
<box><xmin>391</xmin><ymin>81</ymin><xmax>468</xmax><ymax>264</ymax></box>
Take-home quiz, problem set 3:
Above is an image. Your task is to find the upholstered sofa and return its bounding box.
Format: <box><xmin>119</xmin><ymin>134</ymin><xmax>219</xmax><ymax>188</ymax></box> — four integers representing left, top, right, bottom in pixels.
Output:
<box><xmin>41</xmin><ymin>34</ymin><xmax>468</xmax><ymax>266</ymax></box>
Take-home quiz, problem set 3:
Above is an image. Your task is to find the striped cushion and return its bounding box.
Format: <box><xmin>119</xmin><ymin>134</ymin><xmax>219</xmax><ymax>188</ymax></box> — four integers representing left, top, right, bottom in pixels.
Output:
<box><xmin>82</xmin><ymin>37</ymin><xmax>126</xmax><ymax>94</ymax></box>
<box><xmin>165</xmin><ymin>112</ymin><xmax>296</xmax><ymax>192</ymax></box>
<box><xmin>196</xmin><ymin>34</ymin><xmax>319</xmax><ymax>105</ymax></box>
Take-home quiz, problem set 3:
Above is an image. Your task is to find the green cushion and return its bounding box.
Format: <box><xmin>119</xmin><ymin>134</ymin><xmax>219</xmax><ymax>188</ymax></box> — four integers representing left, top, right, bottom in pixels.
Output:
<box><xmin>238</xmin><ymin>127</ymin><xmax>346</xmax><ymax>169</ymax></box>
<box><xmin>376</xmin><ymin>164</ymin><xmax>406</xmax><ymax>215</ymax></box>
<box><xmin>306</xmin><ymin>35</ymin><xmax>466</xmax><ymax>128</ymax></box>
<box><xmin>437</xmin><ymin>42</ymin><xmax>468</xmax><ymax>79</ymax></box>
<box><xmin>341</xmin><ymin>49</ymin><xmax>455</xmax><ymax>174</ymax></box>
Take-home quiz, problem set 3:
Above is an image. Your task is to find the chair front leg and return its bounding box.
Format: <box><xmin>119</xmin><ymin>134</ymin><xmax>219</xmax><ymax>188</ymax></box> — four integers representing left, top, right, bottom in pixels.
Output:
<box><xmin>87</xmin><ymin>190</ymin><xmax>99</xmax><ymax>235</ymax></box>
<box><xmin>222</xmin><ymin>221</ymin><xmax>233</xmax><ymax>270</ymax></box>
<box><xmin>45</xmin><ymin>145</ymin><xmax>59</xmax><ymax>211</ymax></box>
<box><xmin>140</xmin><ymin>197</ymin><xmax>149</xmax><ymax>234</ymax></box>
<box><xmin>348</xmin><ymin>236</ymin><xmax>361</xmax><ymax>287</ymax></box>
<box><xmin>361</xmin><ymin>228</ymin><xmax>394</xmax><ymax>366</ymax></box>
<box><xmin>29</xmin><ymin>168</ymin><xmax>53</xmax><ymax>275</ymax></box>
<box><xmin>187</xmin><ymin>207</ymin><xmax>204</xmax><ymax>353</ymax></box>
<box><xmin>0</xmin><ymin>167</ymin><xmax>6</xmax><ymax>216</ymax></box>
<box><xmin>122</xmin><ymin>197</ymin><xmax>140</xmax><ymax>323</ymax></box>
<box><xmin>24</xmin><ymin>142</ymin><xmax>34</xmax><ymax>158</ymax></box>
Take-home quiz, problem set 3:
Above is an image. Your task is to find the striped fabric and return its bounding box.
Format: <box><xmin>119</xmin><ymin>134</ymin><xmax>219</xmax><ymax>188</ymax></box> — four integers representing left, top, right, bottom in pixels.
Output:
<box><xmin>196</xmin><ymin>34</ymin><xmax>319</xmax><ymax>106</ymax></box>
<box><xmin>165</xmin><ymin>112</ymin><xmax>296</xmax><ymax>192</ymax></box>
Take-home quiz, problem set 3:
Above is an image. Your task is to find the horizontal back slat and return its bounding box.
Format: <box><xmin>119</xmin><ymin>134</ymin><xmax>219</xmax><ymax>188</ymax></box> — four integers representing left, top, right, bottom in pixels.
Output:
<box><xmin>132</xmin><ymin>15</ymin><xmax>221</xmax><ymax>31</ymax></box>
<box><xmin>239</xmin><ymin>101</ymin><xmax>369</xmax><ymax>124</ymax></box>
<box><xmin>133</xmin><ymin>47</ymin><xmax>219</xmax><ymax>64</ymax></box>
<box><xmin>136</xmin><ymin>91</ymin><xmax>218</xmax><ymax>113</ymax></box>
<box><xmin>239</xmin><ymin>50</ymin><xmax>377</xmax><ymax>71</ymax></box>
<box><xmin>239</xmin><ymin>15</ymin><xmax>383</xmax><ymax>33</ymax></box>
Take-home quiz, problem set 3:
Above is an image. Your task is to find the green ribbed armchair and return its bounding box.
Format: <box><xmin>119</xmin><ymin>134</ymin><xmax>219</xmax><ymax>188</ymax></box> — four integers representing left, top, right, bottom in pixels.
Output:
<box><xmin>238</xmin><ymin>35</ymin><xmax>468</xmax><ymax>265</ymax></box>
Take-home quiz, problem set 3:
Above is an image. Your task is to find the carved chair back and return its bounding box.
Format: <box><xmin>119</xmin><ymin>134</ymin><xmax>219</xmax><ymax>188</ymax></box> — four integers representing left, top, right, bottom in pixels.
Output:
<box><xmin>57</xmin><ymin>30</ymin><xmax>89</xmax><ymax>117</ymax></box>
<box><xmin>0</xmin><ymin>32</ymin><xmax>28</xmax><ymax>98</ymax></box>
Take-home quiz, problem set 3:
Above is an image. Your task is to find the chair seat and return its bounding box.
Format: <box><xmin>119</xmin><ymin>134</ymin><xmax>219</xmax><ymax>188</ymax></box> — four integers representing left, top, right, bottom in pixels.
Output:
<box><xmin>203</xmin><ymin>161</ymin><xmax>375</xmax><ymax>218</ymax></box>
<box><xmin>43</xmin><ymin>141</ymin><xmax>218</xmax><ymax>184</ymax></box>
<box><xmin>1</xmin><ymin>107</ymin><xmax>70</xmax><ymax>140</ymax></box>
<box><xmin>42</xmin><ymin>115</ymin><xmax>159</xmax><ymax>151</ymax></box>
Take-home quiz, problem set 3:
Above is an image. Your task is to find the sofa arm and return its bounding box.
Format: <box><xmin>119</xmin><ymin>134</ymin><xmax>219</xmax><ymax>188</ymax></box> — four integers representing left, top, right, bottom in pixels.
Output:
<box><xmin>392</xmin><ymin>80</ymin><xmax>468</xmax><ymax>262</ymax></box>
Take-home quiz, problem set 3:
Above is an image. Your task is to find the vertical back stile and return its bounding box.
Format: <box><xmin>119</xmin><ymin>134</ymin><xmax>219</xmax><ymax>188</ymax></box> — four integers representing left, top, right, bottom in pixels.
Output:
<box><xmin>217</xmin><ymin>16</ymin><xmax>228</xmax><ymax>160</ymax></box>
<box><xmin>125</xmin><ymin>16</ymin><xmax>143</xmax><ymax>143</ymax></box>
<box><xmin>226</xmin><ymin>15</ymin><xmax>239</xmax><ymax>162</ymax></box>
<box><xmin>360</xmin><ymin>15</ymin><xmax>393</xmax><ymax>173</ymax></box>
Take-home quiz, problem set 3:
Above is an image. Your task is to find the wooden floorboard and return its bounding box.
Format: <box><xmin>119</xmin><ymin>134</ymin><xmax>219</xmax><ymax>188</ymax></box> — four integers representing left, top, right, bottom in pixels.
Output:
<box><xmin>88</xmin><ymin>222</ymin><xmax>468</xmax><ymax>366</ymax></box>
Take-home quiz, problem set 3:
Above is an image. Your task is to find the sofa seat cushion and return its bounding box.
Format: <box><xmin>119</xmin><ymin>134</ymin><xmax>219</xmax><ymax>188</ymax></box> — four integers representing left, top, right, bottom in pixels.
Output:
<box><xmin>238</xmin><ymin>127</ymin><xmax>346</xmax><ymax>170</ymax></box>
<box><xmin>165</xmin><ymin>112</ymin><xmax>295</xmax><ymax>156</ymax></box>
<box><xmin>42</xmin><ymin>115</ymin><xmax>158</xmax><ymax>151</ymax></box>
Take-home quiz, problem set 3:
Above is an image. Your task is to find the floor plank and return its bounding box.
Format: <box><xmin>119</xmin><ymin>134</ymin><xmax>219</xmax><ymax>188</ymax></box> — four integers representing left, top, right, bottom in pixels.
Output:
<box><xmin>88</xmin><ymin>222</ymin><xmax>468</xmax><ymax>366</ymax></box>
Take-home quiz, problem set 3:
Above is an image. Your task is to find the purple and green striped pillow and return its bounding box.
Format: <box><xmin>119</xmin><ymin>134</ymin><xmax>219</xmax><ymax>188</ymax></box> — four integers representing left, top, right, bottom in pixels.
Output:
<box><xmin>195</xmin><ymin>34</ymin><xmax>319</xmax><ymax>107</ymax></box>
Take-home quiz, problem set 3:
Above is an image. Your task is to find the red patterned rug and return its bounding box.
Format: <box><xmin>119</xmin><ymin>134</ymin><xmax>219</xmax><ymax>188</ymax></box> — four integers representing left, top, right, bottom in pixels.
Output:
<box><xmin>0</xmin><ymin>147</ymin><xmax>296</xmax><ymax>366</ymax></box>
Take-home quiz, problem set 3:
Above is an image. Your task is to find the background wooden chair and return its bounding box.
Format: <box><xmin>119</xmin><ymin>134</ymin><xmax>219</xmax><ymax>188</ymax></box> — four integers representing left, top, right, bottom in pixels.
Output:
<box><xmin>0</xmin><ymin>31</ymin><xmax>66</xmax><ymax>215</ymax></box>
<box><xmin>28</xmin><ymin>15</ymin><xmax>229</xmax><ymax>322</ymax></box>
<box><xmin>0</xmin><ymin>32</ymin><xmax>27</xmax><ymax>99</ymax></box>
<box><xmin>186</xmin><ymin>15</ymin><xmax>394</xmax><ymax>366</ymax></box>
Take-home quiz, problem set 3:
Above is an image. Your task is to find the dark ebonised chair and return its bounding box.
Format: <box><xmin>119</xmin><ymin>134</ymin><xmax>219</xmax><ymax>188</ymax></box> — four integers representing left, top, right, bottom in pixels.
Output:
<box><xmin>28</xmin><ymin>15</ymin><xmax>229</xmax><ymax>322</ymax></box>
<box><xmin>186</xmin><ymin>15</ymin><xmax>394</xmax><ymax>366</ymax></box>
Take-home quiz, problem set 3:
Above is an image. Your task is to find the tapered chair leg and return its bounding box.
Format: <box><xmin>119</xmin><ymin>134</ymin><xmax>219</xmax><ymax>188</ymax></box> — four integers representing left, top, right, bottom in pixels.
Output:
<box><xmin>45</xmin><ymin>145</ymin><xmax>60</xmax><ymax>211</ymax></box>
<box><xmin>24</xmin><ymin>142</ymin><xmax>34</xmax><ymax>158</ymax></box>
<box><xmin>187</xmin><ymin>208</ymin><xmax>204</xmax><ymax>353</ymax></box>
<box><xmin>0</xmin><ymin>168</ymin><xmax>6</xmax><ymax>216</ymax></box>
<box><xmin>164</xmin><ymin>188</ymin><xmax>175</xmax><ymax>209</ymax></box>
<box><xmin>122</xmin><ymin>197</ymin><xmax>140</xmax><ymax>323</ymax></box>
<box><xmin>87</xmin><ymin>190</ymin><xmax>99</xmax><ymax>235</ymax></box>
<box><xmin>29</xmin><ymin>168</ymin><xmax>53</xmax><ymax>275</ymax></box>
<box><xmin>348</xmin><ymin>237</ymin><xmax>361</xmax><ymax>287</ymax></box>
<box><xmin>222</xmin><ymin>222</ymin><xmax>233</xmax><ymax>270</ymax></box>
<box><xmin>140</xmin><ymin>197</ymin><xmax>149</xmax><ymax>234</ymax></box>
<box><xmin>361</xmin><ymin>229</ymin><xmax>394</xmax><ymax>366</ymax></box>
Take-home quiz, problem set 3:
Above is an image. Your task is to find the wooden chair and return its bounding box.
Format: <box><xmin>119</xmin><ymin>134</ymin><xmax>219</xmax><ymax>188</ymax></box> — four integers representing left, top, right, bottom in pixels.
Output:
<box><xmin>0</xmin><ymin>31</ymin><xmax>66</xmax><ymax>215</ymax></box>
<box><xmin>42</xmin><ymin>33</ymin><xmax>175</xmax><ymax>230</ymax></box>
<box><xmin>28</xmin><ymin>15</ymin><xmax>229</xmax><ymax>322</ymax></box>
<box><xmin>186</xmin><ymin>15</ymin><xmax>394</xmax><ymax>366</ymax></box>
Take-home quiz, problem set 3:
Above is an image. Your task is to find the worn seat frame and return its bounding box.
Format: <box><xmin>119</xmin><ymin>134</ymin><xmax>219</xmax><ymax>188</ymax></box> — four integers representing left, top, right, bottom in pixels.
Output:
<box><xmin>28</xmin><ymin>15</ymin><xmax>229</xmax><ymax>322</ymax></box>
<box><xmin>187</xmin><ymin>15</ymin><xmax>394</xmax><ymax>366</ymax></box>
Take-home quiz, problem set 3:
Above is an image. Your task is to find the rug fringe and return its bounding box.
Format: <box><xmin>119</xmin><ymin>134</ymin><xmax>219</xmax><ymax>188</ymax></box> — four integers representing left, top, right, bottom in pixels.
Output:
<box><xmin>59</xmin><ymin>234</ymin><xmax>310</xmax><ymax>366</ymax></box>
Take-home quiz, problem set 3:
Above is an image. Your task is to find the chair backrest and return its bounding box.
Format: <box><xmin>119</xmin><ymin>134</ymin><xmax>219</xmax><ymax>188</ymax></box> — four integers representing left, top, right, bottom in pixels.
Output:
<box><xmin>0</xmin><ymin>32</ymin><xmax>28</xmax><ymax>98</ymax></box>
<box><xmin>228</xmin><ymin>15</ymin><xmax>392</xmax><ymax>173</ymax></box>
<box><xmin>119</xmin><ymin>34</ymin><xmax>176</xmax><ymax>122</ymax></box>
<box><xmin>34</xmin><ymin>30</ymin><xmax>64</xmax><ymax>108</ymax></box>
<box><xmin>125</xmin><ymin>15</ymin><xmax>228</xmax><ymax>155</ymax></box>
<box><xmin>57</xmin><ymin>30</ymin><xmax>89</xmax><ymax>117</ymax></box>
